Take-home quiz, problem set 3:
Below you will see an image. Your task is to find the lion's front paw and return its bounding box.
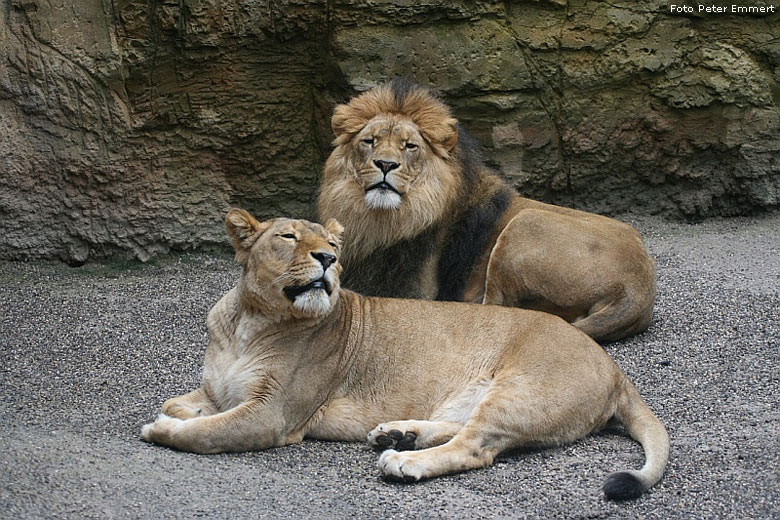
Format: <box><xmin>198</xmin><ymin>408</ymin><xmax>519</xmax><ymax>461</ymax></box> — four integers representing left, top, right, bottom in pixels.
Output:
<box><xmin>378</xmin><ymin>450</ymin><xmax>426</xmax><ymax>482</ymax></box>
<box><xmin>367</xmin><ymin>423</ymin><xmax>417</xmax><ymax>451</ymax></box>
<box><xmin>140</xmin><ymin>413</ymin><xmax>184</xmax><ymax>445</ymax></box>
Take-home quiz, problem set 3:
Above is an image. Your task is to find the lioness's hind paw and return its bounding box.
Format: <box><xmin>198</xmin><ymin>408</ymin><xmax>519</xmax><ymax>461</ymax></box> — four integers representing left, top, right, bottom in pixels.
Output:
<box><xmin>368</xmin><ymin>425</ymin><xmax>417</xmax><ymax>451</ymax></box>
<box><xmin>378</xmin><ymin>450</ymin><xmax>423</xmax><ymax>483</ymax></box>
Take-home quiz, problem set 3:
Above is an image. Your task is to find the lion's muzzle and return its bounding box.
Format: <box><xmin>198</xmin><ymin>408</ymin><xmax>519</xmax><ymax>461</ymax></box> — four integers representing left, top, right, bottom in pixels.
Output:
<box><xmin>366</xmin><ymin>181</ymin><xmax>401</xmax><ymax>195</ymax></box>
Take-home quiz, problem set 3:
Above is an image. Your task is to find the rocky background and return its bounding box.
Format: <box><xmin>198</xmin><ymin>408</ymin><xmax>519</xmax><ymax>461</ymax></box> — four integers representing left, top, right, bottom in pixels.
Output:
<box><xmin>1</xmin><ymin>0</ymin><xmax>778</xmax><ymax>263</ymax></box>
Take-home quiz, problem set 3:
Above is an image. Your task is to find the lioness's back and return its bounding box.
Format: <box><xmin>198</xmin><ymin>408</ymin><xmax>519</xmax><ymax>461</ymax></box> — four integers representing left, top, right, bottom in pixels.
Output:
<box><xmin>349</xmin><ymin>291</ymin><xmax>608</xmax><ymax>369</ymax></box>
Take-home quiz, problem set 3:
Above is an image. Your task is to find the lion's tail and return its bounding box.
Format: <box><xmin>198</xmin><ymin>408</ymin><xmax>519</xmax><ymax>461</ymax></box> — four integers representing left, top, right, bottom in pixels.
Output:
<box><xmin>603</xmin><ymin>378</ymin><xmax>670</xmax><ymax>500</ymax></box>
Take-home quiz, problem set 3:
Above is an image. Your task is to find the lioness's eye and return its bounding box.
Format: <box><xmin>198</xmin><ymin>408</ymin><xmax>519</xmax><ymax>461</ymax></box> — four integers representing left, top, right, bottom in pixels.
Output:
<box><xmin>405</xmin><ymin>142</ymin><xmax>419</xmax><ymax>151</ymax></box>
<box><xmin>328</xmin><ymin>241</ymin><xmax>338</xmax><ymax>248</ymax></box>
<box><xmin>279</xmin><ymin>233</ymin><xmax>296</xmax><ymax>240</ymax></box>
<box><xmin>361</xmin><ymin>138</ymin><xmax>374</xmax><ymax>146</ymax></box>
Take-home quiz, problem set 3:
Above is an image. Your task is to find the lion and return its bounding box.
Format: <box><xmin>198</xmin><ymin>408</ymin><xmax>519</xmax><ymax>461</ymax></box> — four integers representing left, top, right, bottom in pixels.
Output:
<box><xmin>317</xmin><ymin>79</ymin><xmax>656</xmax><ymax>342</ymax></box>
<box><xmin>141</xmin><ymin>209</ymin><xmax>669</xmax><ymax>500</ymax></box>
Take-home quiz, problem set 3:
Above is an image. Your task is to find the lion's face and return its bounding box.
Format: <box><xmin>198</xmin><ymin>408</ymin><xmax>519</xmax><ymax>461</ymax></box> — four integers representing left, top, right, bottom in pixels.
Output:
<box><xmin>350</xmin><ymin>115</ymin><xmax>432</xmax><ymax>211</ymax></box>
<box><xmin>318</xmin><ymin>81</ymin><xmax>464</xmax><ymax>262</ymax></box>
<box><xmin>226</xmin><ymin>210</ymin><xmax>344</xmax><ymax>319</ymax></box>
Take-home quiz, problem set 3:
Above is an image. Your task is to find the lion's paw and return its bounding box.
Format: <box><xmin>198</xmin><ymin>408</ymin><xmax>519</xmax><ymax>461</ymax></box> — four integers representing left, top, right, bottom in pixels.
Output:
<box><xmin>378</xmin><ymin>450</ymin><xmax>426</xmax><ymax>482</ymax></box>
<box><xmin>367</xmin><ymin>423</ymin><xmax>417</xmax><ymax>451</ymax></box>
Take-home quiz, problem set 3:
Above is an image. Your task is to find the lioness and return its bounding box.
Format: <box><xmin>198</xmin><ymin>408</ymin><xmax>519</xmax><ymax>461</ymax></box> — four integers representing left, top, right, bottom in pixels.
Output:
<box><xmin>318</xmin><ymin>79</ymin><xmax>656</xmax><ymax>342</ymax></box>
<box><xmin>141</xmin><ymin>209</ymin><xmax>669</xmax><ymax>500</ymax></box>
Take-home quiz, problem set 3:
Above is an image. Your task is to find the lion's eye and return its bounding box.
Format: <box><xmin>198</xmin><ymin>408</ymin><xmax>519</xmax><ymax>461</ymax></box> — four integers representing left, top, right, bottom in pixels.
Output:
<box><xmin>405</xmin><ymin>142</ymin><xmax>419</xmax><ymax>151</ymax></box>
<box><xmin>328</xmin><ymin>241</ymin><xmax>338</xmax><ymax>248</ymax></box>
<box><xmin>361</xmin><ymin>138</ymin><xmax>374</xmax><ymax>146</ymax></box>
<box><xmin>279</xmin><ymin>233</ymin><xmax>297</xmax><ymax>241</ymax></box>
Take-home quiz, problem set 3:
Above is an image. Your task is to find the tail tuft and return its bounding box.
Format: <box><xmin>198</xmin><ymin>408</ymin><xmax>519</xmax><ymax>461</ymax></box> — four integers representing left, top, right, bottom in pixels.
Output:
<box><xmin>602</xmin><ymin>471</ymin><xmax>645</xmax><ymax>501</ymax></box>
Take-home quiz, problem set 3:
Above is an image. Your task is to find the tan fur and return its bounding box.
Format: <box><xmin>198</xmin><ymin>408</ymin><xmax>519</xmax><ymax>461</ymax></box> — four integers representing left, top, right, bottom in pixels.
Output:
<box><xmin>141</xmin><ymin>211</ymin><xmax>669</xmax><ymax>498</ymax></box>
<box><xmin>318</xmin><ymin>82</ymin><xmax>656</xmax><ymax>342</ymax></box>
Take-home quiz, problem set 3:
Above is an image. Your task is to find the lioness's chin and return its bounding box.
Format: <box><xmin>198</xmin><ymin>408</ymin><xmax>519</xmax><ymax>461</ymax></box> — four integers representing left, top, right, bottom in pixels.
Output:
<box><xmin>291</xmin><ymin>289</ymin><xmax>334</xmax><ymax>316</ymax></box>
<box><xmin>364</xmin><ymin>189</ymin><xmax>402</xmax><ymax>210</ymax></box>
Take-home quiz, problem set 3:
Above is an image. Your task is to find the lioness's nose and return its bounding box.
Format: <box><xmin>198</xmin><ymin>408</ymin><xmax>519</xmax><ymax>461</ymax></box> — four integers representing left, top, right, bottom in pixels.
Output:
<box><xmin>311</xmin><ymin>251</ymin><xmax>336</xmax><ymax>270</ymax></box>
<box><xmin>374</xmin><ymin>159</ymin><xmax>400</xmax><ymax>175</ymax></box>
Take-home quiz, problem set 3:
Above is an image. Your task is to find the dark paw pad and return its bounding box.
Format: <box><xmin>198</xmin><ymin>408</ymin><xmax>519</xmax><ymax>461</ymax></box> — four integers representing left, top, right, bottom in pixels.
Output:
<box><xmin>375</xmin><ymin>430</ymin><xmax>417</xmax><ymax>451</ymax></box>
<box><xmin>375</xmin><ymin>435</ymin><xmax>394</xmax><ymax>449</ymax></box>
<box><xmin>396</xmin><ymin>432</ymin><xmax>417</xmax><ymax>451</ymax></box>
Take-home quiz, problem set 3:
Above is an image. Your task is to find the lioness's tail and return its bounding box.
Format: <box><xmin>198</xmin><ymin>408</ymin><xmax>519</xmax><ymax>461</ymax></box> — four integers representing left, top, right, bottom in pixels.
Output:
<box><xmin>603</xmin><ymin>378</ymin><xmax>670</xmax><ymax>500</ymax></box>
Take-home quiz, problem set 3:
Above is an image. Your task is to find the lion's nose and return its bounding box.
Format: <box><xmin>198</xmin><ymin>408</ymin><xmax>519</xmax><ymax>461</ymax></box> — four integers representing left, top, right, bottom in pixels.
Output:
<box><xmin>311</xmin><ymin>251</ymin><xmax>336</xmax><ymax>270</ymax></box>
<box><xmin>373</xmin><ymin>159</ymin><xmax>400</xmax><ymax>175</ymax></box>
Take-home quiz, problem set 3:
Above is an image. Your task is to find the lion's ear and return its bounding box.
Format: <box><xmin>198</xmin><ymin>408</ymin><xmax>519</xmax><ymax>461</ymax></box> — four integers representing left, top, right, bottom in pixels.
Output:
<box><xmin>420</xmin><ymin>117</ymin><xmax>459</xmax><ymax>155</ymax></box>
<box><xmin>324</xmin><ymin>218</ymin><xmax>344</xmax><ymax>243</ymax></box>
<box><xmin>225</xmin><ymin>209</ymin><xmax>271</xmax><ymax>265</ymax></box>
<box><xmin>331</xmin><ymin>104</ymin><xmax>365</xmax><ymax>140</ymax></box>
<box><xmin>442</xmin><ymin>120</ymin><xmax>458</xmax><ymax>152</ymax></box>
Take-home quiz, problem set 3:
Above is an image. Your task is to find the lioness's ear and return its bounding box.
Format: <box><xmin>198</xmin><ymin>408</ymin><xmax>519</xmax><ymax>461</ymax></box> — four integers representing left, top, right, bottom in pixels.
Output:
<box><xmin>324</xmin><ymin>218</ymin><xmax>344</xmax><ymax>242</ymax></box>
<box><xmin>225</xmin><ymin>209</ymin><xmax>270</xmax><ymax>265</ymax></box>
<box><xmin>331</xmin><ymin>104</ymin><xmax>365</xmax><ymax>140</ymax></box>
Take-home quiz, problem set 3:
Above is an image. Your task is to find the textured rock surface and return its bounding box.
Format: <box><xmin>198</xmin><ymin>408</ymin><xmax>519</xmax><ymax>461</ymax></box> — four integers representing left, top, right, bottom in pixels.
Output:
<box><xmin>1</xmin><ymin>0</ymin><xmax>778</xmax><ymax>262</ymax></box>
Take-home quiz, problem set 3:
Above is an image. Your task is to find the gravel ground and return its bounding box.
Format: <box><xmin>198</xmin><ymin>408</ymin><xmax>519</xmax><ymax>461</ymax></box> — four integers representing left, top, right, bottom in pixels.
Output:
<box><xmin>1</xmin><ymin>214</ymin><xmax>778</xmax><ymax>519</ymax></box>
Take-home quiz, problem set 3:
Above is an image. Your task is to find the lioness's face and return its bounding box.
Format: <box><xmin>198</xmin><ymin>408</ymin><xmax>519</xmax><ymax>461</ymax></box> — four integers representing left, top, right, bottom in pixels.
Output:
<box><xmin>226</xmin><ymin>210</ymin><xmax>344</xmax><ymax>319</ymax></box>
<box><xmin>351</xmin><ymin>115</ymin><xmax>431</xmax><ymax>211</ymax></box>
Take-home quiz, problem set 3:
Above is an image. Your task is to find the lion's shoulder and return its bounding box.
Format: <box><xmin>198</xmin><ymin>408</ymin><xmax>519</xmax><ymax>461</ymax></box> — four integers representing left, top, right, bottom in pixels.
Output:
<box><xmin>437</xmin><ymin>184</ymin><xmax>515</xmax><ymax>301</ymax></box>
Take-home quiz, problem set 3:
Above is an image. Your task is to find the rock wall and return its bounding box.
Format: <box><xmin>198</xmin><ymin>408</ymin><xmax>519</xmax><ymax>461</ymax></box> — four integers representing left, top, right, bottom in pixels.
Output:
<box><xmin>1</xmin><ymin>0</ymin><xmax>778</xmax><ymax>263</ymax></box>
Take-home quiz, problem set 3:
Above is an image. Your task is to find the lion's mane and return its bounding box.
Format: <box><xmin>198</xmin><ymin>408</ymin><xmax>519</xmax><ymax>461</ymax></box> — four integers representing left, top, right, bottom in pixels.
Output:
<box><xmin>318</xmin><ymin>80</ymin><xmax>509</xmax><ymax>299</ymax></box>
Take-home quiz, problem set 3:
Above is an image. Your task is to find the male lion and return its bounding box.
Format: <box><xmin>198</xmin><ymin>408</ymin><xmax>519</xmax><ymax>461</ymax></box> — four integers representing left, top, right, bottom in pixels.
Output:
<box><xmin>318</xmin><ymin>80</ymin><xmax>656</xmax><ymax>342</ymax></box>
<box><xmin>141</xmin><ymin>209</ymin><xmax>669</xmax><ymax>500</ymax></box>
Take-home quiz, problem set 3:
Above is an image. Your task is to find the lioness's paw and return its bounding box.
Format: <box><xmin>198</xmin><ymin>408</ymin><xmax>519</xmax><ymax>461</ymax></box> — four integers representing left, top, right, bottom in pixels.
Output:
<box><xmin>140</xmin><ymin>422</ymin><xmax>154</xmax><ymax>441</ymax></box>
<box><xmin>378</xmin><ymin>450</ymin><xmax>425</xmax><ymax>482</ymax></box>
<box><xmin>367</xmin><ymin>423</ymin><xmax>417</xmax><ymax>451</ymax></box>
<box><xmin>140</xmin><ymin>413</ymin><xmax>183</xmax><ymax>444</ymax></box>
<box><xmin>161</xmin><ymin>401</ymin><xmax>202</xmax><ymax>420</ymax></box>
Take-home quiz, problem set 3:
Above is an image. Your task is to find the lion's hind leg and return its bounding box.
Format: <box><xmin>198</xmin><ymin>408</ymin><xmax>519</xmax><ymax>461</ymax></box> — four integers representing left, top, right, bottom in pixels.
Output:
<box><xmin>572</xmin><ymin>288</ymin><xmax>654</xmax><ymax>343</ymax></box>
<box><xmin>482</xmin><ymin>210</ymin><xmax>655</xmax><ymax>343</ymax></box>
<box><xmin>368</xmin><ymin>420</ymin><xmax>463</xmax><ymax>451</ymax></box>
<box><xmin>161</xmin><ymin>388</ymin><xmax>217</xmax><ymax>420</ymax></box>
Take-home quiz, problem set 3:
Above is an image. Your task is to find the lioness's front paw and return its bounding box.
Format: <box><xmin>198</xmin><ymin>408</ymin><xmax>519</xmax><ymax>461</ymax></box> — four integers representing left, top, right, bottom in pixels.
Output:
<box><xmin>161</xmin><ymin>400</ymin><xmax>202</xmax><ymax>420</ymax></box>
<box><xmin>140</xmin><ymin>413</ymin><xmax>184</xmax><ymax>444</ymax></box>
<box><xmin>367</xmin><ymin>423</ymin><xmax>417</xmax><ymax>451</ymax></box>
<box><xmin>378</xmin><ymin>449</ymin><xmax>425</xmax><ymax>482</ymax></box>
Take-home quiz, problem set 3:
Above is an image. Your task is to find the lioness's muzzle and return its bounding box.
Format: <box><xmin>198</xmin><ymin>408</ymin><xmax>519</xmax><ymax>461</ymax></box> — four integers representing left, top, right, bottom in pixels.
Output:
<box><xmin>283</xmin><ymin>278</ymin><xmax>331</xmax><ymax>301</ymax></box>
